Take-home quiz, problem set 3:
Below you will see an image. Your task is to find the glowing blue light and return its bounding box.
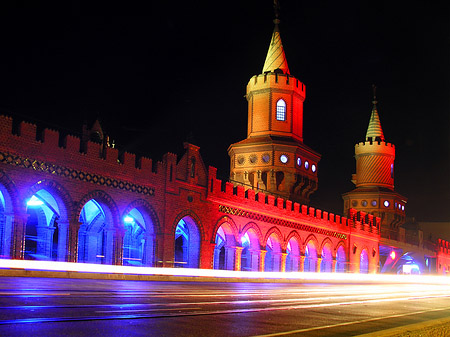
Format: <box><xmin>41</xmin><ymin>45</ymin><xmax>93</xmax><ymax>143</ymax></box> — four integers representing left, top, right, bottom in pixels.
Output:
<box><xmin>26</xmin><ymin>196</ymin><xmax>44</xmax><ymax>207</ymax></box>
<box><xmin>124</xmin><ymin>216</ymin><xmax>134</xmax><ymax>224</ymax></box>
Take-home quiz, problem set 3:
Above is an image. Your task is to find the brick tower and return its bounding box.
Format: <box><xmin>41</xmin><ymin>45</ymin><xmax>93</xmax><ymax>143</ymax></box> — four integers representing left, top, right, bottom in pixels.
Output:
<box><xmin>228</xmin><ymin>13</ymin><xmax>320</xmax><ymax>205</ymax></box>
<box><xmin>342</xmin><ymin>89</ymin><xmax>407</xmax><ymax>239</ymax></box>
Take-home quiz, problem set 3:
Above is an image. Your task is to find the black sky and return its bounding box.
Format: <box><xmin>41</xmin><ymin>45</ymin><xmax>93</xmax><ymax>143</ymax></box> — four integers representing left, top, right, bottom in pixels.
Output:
<box><xmin>0</xmin><ymin>1</ymin><xmax>449</xmax><ymax>222</ymax></box>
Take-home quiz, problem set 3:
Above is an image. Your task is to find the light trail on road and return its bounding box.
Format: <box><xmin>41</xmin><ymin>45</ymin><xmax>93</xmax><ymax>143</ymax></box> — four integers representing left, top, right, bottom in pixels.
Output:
<box><xmin>1</xmin><ymin>277</ymin><xmax>450</xmax><ymax>335</ymax></box>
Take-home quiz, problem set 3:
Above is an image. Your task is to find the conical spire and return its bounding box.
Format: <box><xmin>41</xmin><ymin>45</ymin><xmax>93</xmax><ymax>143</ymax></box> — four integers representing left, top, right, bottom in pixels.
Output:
<box><xmin>262</xmin><ymin>2</ymin><xmax>290</xmax><ymax>74</ymax></box>
<box><xmin>365</xmin><ymin>85</ymin><xmax>385</xmax><ymax>141</ymax></box>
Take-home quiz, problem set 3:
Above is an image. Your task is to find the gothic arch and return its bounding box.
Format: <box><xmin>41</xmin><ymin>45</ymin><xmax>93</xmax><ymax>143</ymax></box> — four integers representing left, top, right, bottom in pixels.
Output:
<box><xmin>319</xmin><ymin>237</ymin><xmax>334</xmax><ymax>256</ymax></box>
<box><xmin>76</xmin><ymin>190</ymin><xmax>120</xmax><ymax>227</ymax></box>
<box><xmin>0</xmin><ymin>169</ymin><xmax>20</xmax><ymax>212</ymax></box>
<box><xmin>263</xmin><ymin>226</ymin><xmax>283</xmax><ymax>246</ymax></box>
<box><xmin>211</xmin><ymin>215</ymin><xmax>239</xmax><ymax>244</ymax></box>
<box><xmin>240</xmin><ymin>222</ymin><xmax>263</xmax><ymax>248</ymax></box>
<box><xmin>172</xmin><ymin>209</ymin><xmax>205</xmax><ymax>242</ymax></box>
<box><xmin>122</xmin><ymin>199</ymin><xmax>161</xmax><ymax>234</ymax></box>
<box><xmin>26</xmin><ymin>179</ymin><xmax>73</xmax><ymax>221</ymax></box>
<box><xmin>302</xmin><ymin>234</ymin><xmax>319</xmax><ymax>254</ymax></box>
<box><xmin>285</xmin><ymin>230</ymin><xmax>302</xmax><ymax>251</ymax></box>
<box><xmin>334</xmin><ymin>240</ymin><xmax>347</xmax><ymax>259</ymax></box>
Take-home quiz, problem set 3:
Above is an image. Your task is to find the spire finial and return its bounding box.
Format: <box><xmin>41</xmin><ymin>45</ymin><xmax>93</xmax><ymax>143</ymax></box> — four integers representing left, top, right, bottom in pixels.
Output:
<box><xmin>372</xmin><ymin>84</ymin><xmax>377</xmax><ymax>105</ymax></box>
<box><xmin>273</xmin><ymin>0</ymin><xmax>281</xmax><ymax>25</ymax></box>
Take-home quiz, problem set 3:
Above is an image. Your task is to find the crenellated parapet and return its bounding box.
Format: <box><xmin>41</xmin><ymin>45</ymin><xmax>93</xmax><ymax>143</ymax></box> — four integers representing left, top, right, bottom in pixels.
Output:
<box><xmin>353</xmin><ymin>140</ymin><xmax>395</xmax><ymax>189</ymax></box>
<box><xmin>247</xmin><ymin>72</ymin><xmax>305</xmax><ymax>99</ymax></box>
<box><xmin>208</xmin><ymin>166</ymin><xmax>380</xmax><ymax>239</ymax></box>
<box><xmin>0</xmin><ymin>115</ymin><xmax>177</xmax><ymax>193</ymax></box>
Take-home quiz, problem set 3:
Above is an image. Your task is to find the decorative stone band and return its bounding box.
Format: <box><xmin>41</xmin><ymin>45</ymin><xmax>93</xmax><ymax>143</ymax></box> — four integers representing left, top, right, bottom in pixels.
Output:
<box><xmin>219</xmin><ymin>204</ymin><xmax>347</xmax><ymax>240</ymax></box>
<box><xmin>0</xmin><ymin>151</ymin><xmax>155</xmax><ymax>196</ymax></box>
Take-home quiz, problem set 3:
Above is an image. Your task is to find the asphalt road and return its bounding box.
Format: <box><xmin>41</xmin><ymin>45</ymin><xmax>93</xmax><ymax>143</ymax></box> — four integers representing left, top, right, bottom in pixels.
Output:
<box><xmin>0</xmin><ymin>277</ymin><xmax>450</xmax><ymax>336</ymax></box>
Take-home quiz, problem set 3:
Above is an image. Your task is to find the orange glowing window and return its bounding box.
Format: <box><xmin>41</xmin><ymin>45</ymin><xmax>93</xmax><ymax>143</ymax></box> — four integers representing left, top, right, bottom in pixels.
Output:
<box><xmin>276</xmin><ymin>99</ymin><xmax>286</xmax><ymax>121</ymax></box>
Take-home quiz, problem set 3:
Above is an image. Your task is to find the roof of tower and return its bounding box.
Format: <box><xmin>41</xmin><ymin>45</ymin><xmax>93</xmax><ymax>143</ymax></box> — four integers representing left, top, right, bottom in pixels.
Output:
<box><xmin>262</xmin><ymin>22</ymin><xmax>290</xmax><ymax>75</ymax></box>
<box><xmin>365</xmin><ymin>92</ymin><xmax>385</xmax><ymax>141</ymax></box>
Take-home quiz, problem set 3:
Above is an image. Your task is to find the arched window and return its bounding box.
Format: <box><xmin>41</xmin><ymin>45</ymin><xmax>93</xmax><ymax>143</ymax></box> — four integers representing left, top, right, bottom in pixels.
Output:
<box><xmin>276</xmin><ymin>99</ymin><xmax>286</xmax><ymax>121</ymax></box>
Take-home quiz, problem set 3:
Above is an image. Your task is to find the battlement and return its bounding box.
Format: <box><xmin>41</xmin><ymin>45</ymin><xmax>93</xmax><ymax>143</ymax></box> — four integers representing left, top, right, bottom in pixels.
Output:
<box><xmin>355</xmin><ymin>140</ymin><xmax>395</xmax><ymax>156</ymax></box>
<box><xmin>247</xmin><ymin>72</ymin><xmax>305</xmax><ymax>97</ymax></box>
<box><xmin>0</xmin><ymin>114</ymin><xmax>169</xmax><ymax>182</ymax></box>
<box><xmin>207</xmin><ymin>167</ymin><xmax>379</xmax><ymax>237</ymax></box>
<box><xmin>438</xmin><ymin>239</ymin><xmax>450</xmax><ymax>254</ymax></box>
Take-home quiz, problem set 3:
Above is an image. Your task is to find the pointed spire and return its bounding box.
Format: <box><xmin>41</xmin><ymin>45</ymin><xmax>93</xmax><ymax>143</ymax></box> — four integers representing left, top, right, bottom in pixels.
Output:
<box><xmin>262</xmin><ymin>1</ymin><xmax>290</xmax><ymax>74</ymax></box>
<box><xmin>365</xmin><ymin>85</ymin><xmax>385</xmax><ymax>141</ymax></box>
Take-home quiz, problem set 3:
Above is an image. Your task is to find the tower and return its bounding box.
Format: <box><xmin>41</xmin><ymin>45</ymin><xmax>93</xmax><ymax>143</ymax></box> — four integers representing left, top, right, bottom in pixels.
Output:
<box><xmin>228</xmin><ymin>9</ymin><xmax>320</xmax><ymax>204</ymax></box>
<box><xmin>342</xmin><ymin>88</ymin><xmax>407</xmax><ymax>239</ymax></box>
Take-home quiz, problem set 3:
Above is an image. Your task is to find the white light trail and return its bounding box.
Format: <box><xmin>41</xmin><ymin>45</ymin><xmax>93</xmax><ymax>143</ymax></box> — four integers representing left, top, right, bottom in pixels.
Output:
<box><xmin>0</xmin><ymin>259</ymin><xmax>449</xmax><ymax>285</ymax></box>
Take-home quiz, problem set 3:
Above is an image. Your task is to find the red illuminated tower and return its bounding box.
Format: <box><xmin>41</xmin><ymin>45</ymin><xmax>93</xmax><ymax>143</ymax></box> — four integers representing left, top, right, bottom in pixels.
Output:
<box><xmin>228</xmin><ymin>13</ymin><xmax>320</xmax><ymax>204</ymax></box>
<box><xmin>342</xmin><ymin>88</ymin><xmax>407</xmax><ymax>239</ymax></box>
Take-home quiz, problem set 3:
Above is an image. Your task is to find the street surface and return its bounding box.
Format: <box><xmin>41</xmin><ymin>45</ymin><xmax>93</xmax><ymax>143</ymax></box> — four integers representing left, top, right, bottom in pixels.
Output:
<box><xmin>0</xmin><ymin>277</ymin><xmax>450</xmax><ymax>336</ymax></box>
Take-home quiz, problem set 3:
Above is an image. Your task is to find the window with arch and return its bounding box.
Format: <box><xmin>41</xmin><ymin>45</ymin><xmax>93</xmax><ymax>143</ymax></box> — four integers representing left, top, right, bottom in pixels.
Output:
<box><xmin>276</xmin><ymin>99</ymin><xmax>286</xmax><ymax>121</ymax></box>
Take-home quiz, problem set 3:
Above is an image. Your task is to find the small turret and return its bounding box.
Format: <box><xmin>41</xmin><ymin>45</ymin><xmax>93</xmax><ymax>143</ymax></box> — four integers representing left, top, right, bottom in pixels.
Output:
<box><xmin>342</xmin><ymin>87</ymin><xmax>407</xmax><ymax>240</ymax></box>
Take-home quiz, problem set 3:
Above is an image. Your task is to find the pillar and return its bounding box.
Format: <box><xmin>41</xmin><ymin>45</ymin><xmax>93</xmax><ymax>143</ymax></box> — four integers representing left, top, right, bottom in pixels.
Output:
<box><xmin>144</xmin><ymin>233</ymin><xmax>155</xmax><ymax>266</ymax></box>
<box><xmin>68</xmin><ymin>218</ymin><xmax>81</xmax><ymax>262</ymax></box>
<box><xmin>316</xmin><ymin>257</ymin><xmax>322</xmax><ymax>273</ymax></box>
<box><xmin>259</xmin><ymin>249</ymin><xmax>267</xmax><ymax>272</ymax></box>
<box><xmin>281</xmin><ymin>252</ymin><xmax>288</xmax><ymax>272</ymax></box>
<box><xmin>113</xmin><ymin>229</ymin><xmax>124</xmax><ymax>265</ymax></box>
<box><xmin>12</xmin><ymin>213</ymin><xmax>28</xmax><ymax>259</ymax></box>
<box><xmin>234</xmin><ymin>246</ymin><xmax>243</xmax><ymax>271</ymax></box>
<box><xmin>57</xmin><ymin>221</ymin><xmax>69</xmax><ymax>261</ymax></box>
<box><xmin>299</xmin><ymin>255</ymin><xmax>305</xmax><ymax>272</ymax></box>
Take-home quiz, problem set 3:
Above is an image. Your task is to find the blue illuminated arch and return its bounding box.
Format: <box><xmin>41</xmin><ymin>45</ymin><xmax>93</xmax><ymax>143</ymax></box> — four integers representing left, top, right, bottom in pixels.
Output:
<box><xmin>0</xmin><ymin>183</ymin><xmax>14</xmax><ymax>259</ymax></box>
<box><xmin>304</xmin><ymin>240</ymin><xmax>318</xmax><ymax>272</ymax></box>
<box><xmin>213</xmin><ymin>222</ymin><xmax>237</xmax><ymax>270</ymax></box>
<box><xmin>335</xmin><ymin>245</ymin><xmax>347</xmax><ymax>272</ymax></box>
<box><xmin>78</xmin><ymin>199</ymin><xmax>114</xmax><ymax>264</ymax></box>
<box><xmin>320</xmin><ymin>242</ymin><xmax>333</xmax><ymax>272</ymax></box>
<box><xmin>122</xmin><ymin>200</ymin><xmax>157</xmax><ymax>267</ymax></box>
<box><xmin>264</xmin><ymin>233</ymin><xmax>282</xmax><ymax>272</ymax></box>
<box><xmin>286</xmin><ymin>234</ymin><xmax>301</xmax><ymax>272</ymax></box>
<box><xmin>174</xmin><ymin>216</ymin><xmax>200</xmax><ymax>268</ymax></box>
<box><xmin>360</xmin><ymin>249</ymin><xmax>369</xmax><ymax>274</ymax></box>
<box><xmin>240</xmin><ymin>228</ymin><xmax>261</xmax><ymax>271</ymax></box>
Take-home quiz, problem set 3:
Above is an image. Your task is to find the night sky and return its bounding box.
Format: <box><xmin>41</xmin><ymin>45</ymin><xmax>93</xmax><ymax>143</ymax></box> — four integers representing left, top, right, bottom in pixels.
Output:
<box><xmin>0</xmin><ymin>1</ymin><xmax>449</xmax><ymax>222</ymax></box>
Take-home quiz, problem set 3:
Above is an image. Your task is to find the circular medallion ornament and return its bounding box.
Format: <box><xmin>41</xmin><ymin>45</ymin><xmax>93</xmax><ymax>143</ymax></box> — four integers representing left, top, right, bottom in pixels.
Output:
<box><xmin>296</xmin><ymin>157</ymin><xmax>302</xmax><ymax>166</ymax></box>
<box><xmin>249</xmin><ymin>154</ymin><xmax>257</xmax><ymax>164</ymax></box>
<box><xmin>262</xmin><ymin>154</ymin><xmax>270</xmax><ymax>163</ymax></box>
<box><xmin>237</xmin><ymin>156</ymin><xmax>245</xmax><ymax>165</ymax></box>
<box><xmin>304</xmin><ymin>161</ymin><xmax>309</xmax><ymax>170</ymax></box>
<box><xmin>384</xmin><ymin>200</ymin><xmax>390</xmax><ymax>207</ymax></box>
<box><xmin>362</xmin><ymin>200</ymin><xmax>368</xmax><ymax>207</ymax></box>
<box><xmin>311</xmin><ymin>164</ymin><xmax>317</xmax><ymax>173</ymax></box>
<box><xmin>280</xmin><ymin>154</ymin><xmax>288</xmax><ymax>164</ymax></box>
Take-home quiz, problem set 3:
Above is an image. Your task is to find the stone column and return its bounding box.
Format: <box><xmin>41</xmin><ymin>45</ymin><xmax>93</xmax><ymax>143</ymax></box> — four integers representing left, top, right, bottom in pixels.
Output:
<box><xmin>259</xmin><ymin>250</ymin><xmax>267</xmax><ymax>272</ymax></box>
<box><xmin>316</xmin><ymin>257</ymin><xmax>322</xmax><ymax>273</ymax></box>
<box><xmin>110</xmin><ymin>229</ymin><xmax>122</xmax><ymax>265</ymax></box>
<box><xmin>281</xmin><ymin>252</ymin><xmax>288</xmax><ymax>272</ymax></box>
<box><xmin>68</xmin><ymin>219</ymin><xmax>81</xmax><ymax>263</ymax></box>
<box><xmin>12</xmin><ymin>214</ymin><xmax>28</xmax><ymax>260</ymax></box>
<box><xmin>2</xmin><ymin>212</ymin><xmax>13</xmax><ymax>259</ymax></box>
<box><xmin>144</xmin><ymin>233</ymin><xmax>155</xmax><ymax>266</ymax></box>
<box><xmin>57</xmin><ymin>221</ymin><xmax>69</xmax><ymax>262</ymax></box>
<box><xmin>234</xmin><ymin>246</ymin><xmax>243</xmax><ymax>271</ymax></box>
<box><xmin>299</xmin><ymin>255</ymin><xmax>305</xmax><ymax>272</ymax></box>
